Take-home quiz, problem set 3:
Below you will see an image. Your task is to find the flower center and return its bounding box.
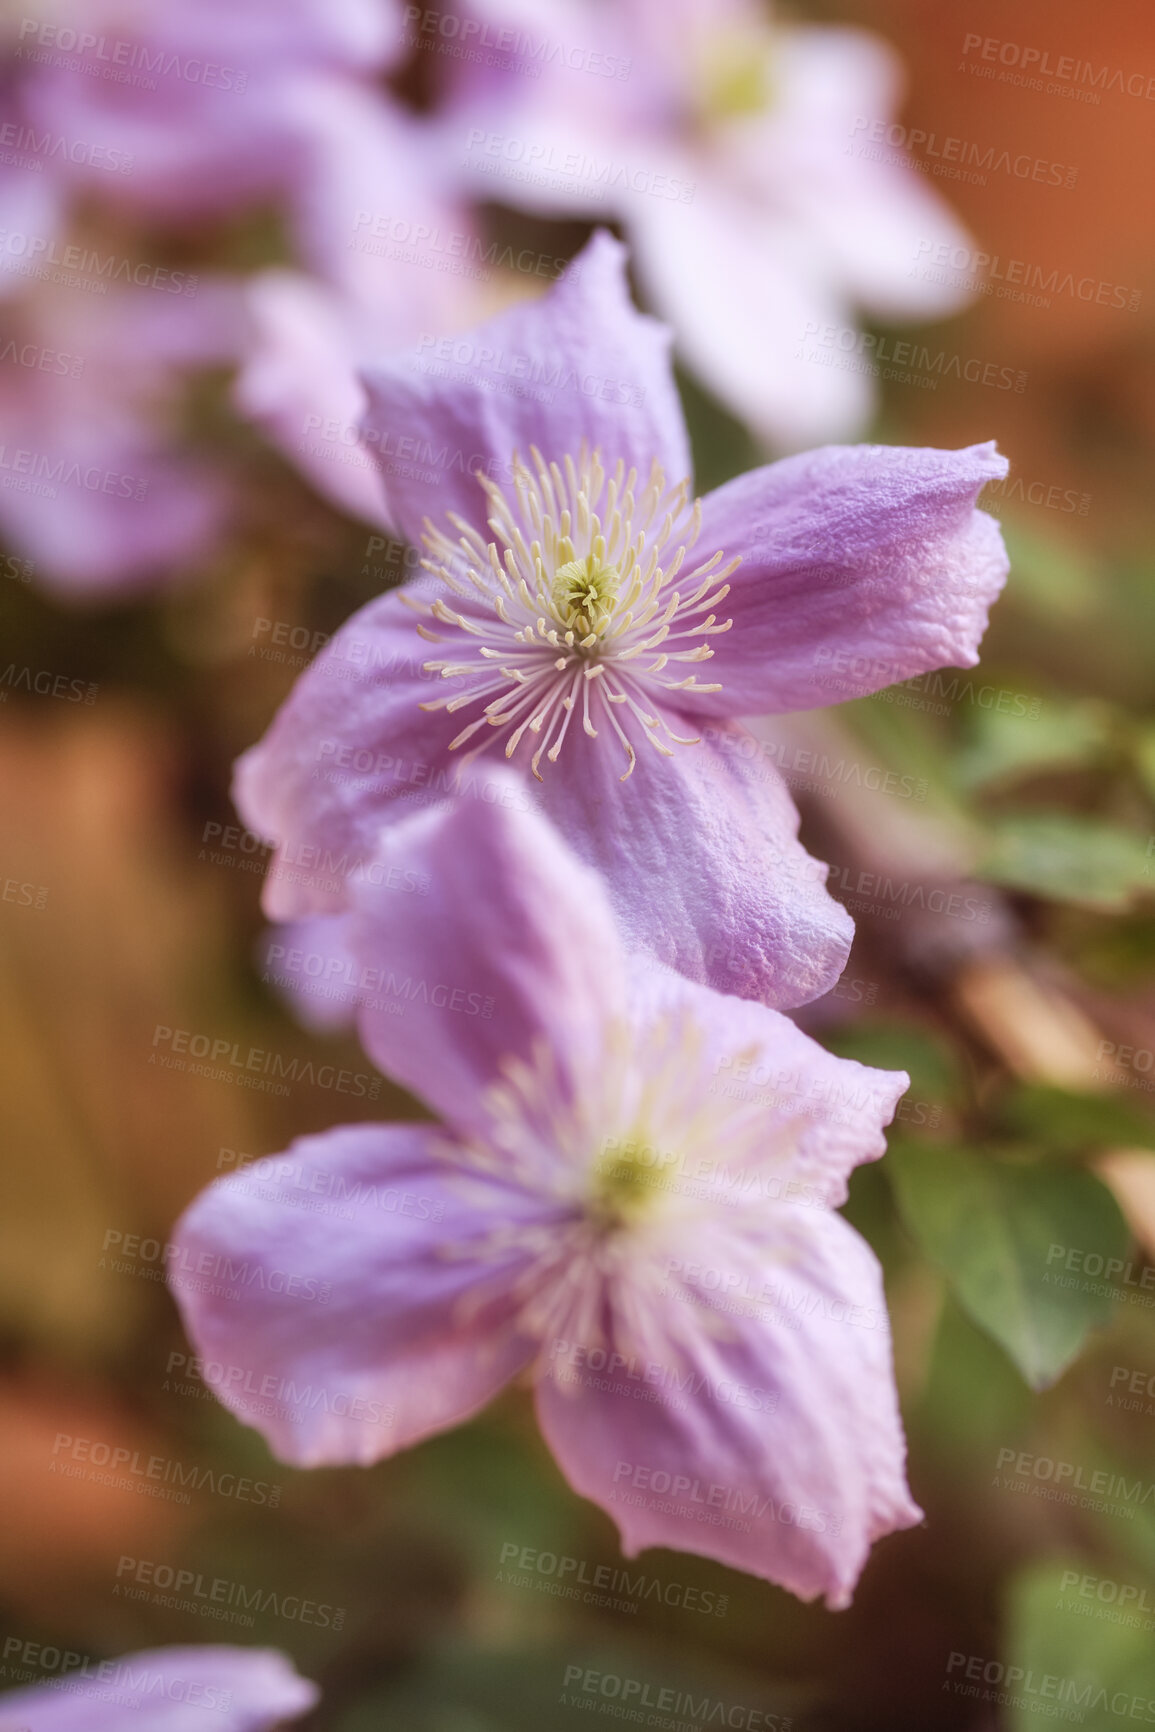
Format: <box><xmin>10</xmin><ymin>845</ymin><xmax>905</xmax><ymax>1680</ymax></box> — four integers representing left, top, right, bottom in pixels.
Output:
<box><xmin>441</xmin><ymin>1016</ymin><xmax>807</xmax><ymax>1374</ymax></box>
<box><xmin>587</xmin><ymin>1130</ymin><xmax>672</xmax><ymax>1233</ymax></box>
<box><xmin>696</xmin><ymin>28</ymin><xmax>776</xmax><ymax>125</ymax></box>
<box><xmin>551</xmin><ymin>553</ymin><xmax>621</xmax><ymax>639</ymax></box>
<box><xmin>411</xmin><ymin>445</ymin><xmax>737</xmax><ymax>782</ymax></box>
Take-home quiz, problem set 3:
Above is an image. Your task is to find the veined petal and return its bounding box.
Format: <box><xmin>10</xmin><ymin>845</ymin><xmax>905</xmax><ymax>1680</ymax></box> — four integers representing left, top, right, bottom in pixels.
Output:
<box><xmin>171</xmin><ymin>1125</ymin><xmax>547</xmax><ymax>1467</ymax></box>
<box><xmin>536</xmin><ymin>1207</ymin><xmax>920</xmax><ymax>1608</ymax></box>
<box><xmin>358</xmin><ymin>229</ymin><xmax>691</xmax><ymax>547</ymax></box>
<box><xmin>626</xmin><ymin>960</ymin><xmax>907</xmax><ymax>1207</ymax></box>
<box><xmin>535</xmin><ymin>719</ymin><xmax>853</xmax><ymax>1008</ymax></box>
<box><xmin>232</xmin><ymin>587</ymin><xmax>466</xmax><ymax>921</ymax></box>
<box><xmin>0</xmin><ymin>1645</ymin><xmax>317</xmax><ymax>1730</ymax></box>
<box><xmin>348</xmin><ymin>784</ymin><xmax>628</xmax><ymax>1135</ymax></box>
<box><xmin>682</xmin><ymin>442</ymin><xmax>1009</xmax><ymax>716</ymax></box>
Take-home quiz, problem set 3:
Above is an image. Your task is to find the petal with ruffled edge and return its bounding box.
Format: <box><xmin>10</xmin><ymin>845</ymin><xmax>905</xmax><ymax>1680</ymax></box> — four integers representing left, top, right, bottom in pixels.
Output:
<box><xmin>171</xmin><ymin>1125</ymin><xmax>551</xmax><ymax>1467</ymax></box>
<box><xmin>0</xmin><ymin>1645</ymin><xmax>317</xmax><ymax>1731</ymax></box>
<box><xmin>347</xmin><ymin>781</ymin><xmax>628</xmax><ymax>1136</ymax></box>
<box><xmin>533</xmin><ymin>718</ymin><xmax>853</xmax><ymax>1008</ymax></box>
<box><xmin>627</xmin><ymin>959</ymin><xmax>907</xmax><ymax>1207</ymax></box>
<box><xmin>677</xmin><ymin>442</ymin><xmax>1009</xmax><ymax>717</ymax></box>
<box><xmin>357</xmin><ymin>228</ymin><xmax>691</xmax><ymax>548</ymax></box>
<box><xmin>536</xmin><ymin>1206</ymin><xmax>921</xmax><ymax>1608</ymax></box>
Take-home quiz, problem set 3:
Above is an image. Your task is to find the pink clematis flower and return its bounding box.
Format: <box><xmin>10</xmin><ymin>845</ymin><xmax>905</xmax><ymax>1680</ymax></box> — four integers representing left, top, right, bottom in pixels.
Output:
<box><xmin>235</xmin><ymin>231</ymin><xmax>1008</xmax><ymax>1008</ymax></box>
<box><xmin>446</xmin><ymin>0</ymin><xmax>978</xmax><ymax>447</ymax></box>
<box><xmin>0</xmin><ymin>274</ymin><xmax>242</xmax><ymax>596</ymax></box>
<box><xmin>0</xmin><ymin>1645</ymin><xmax>317</xmax><ymax>1731</ymax></box>
<box><xmin>173</xmin><ymin>786</ymin><xmax>921</xmax><ymax>1608</ymax></box>
<box><xmin>233</xmin><ymin>107</ymin><xmax>485</xmax><ymax>528</ymax></box>
<box><xmin>5</xmin><ymin>0</ymin><xmax>471</xmax><ymax>322</ymax></box>
<box><xmin>15</xmin><ymin>0</ymin><xmax>405</xmax><ymax>230</ymax></box>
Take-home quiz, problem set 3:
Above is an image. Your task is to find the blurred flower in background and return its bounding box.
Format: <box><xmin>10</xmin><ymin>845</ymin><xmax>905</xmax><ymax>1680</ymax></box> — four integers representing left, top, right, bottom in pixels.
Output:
<box><xmin>443</xmin><ymin>0</ymin><xmax>977</xmax><ymax>444</ymax></box>
<box><xmin>0</xmin><ymin>0</ymin><xmax>487</xmax><ymax>592</ymax></box>
<box><xmin>0</xmin><ymin>1644</ymin><xmax>317</xmax><ymax>1729</ymax></box>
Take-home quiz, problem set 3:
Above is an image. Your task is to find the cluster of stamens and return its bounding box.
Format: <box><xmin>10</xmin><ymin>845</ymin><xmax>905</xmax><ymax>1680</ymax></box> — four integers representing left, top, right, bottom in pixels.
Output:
<box><xmin>437</xmin><ymin>1017</ymin><xmax>800</xmax><ymax>1374</ymax></box>
<box><xmin>408</xmin><ymin>445</ymin><xmax>737</xmax><ymax>781</ymax></box>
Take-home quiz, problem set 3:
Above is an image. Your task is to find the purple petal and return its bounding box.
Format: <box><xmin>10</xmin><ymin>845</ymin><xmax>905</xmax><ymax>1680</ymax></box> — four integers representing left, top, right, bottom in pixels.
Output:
<box><xmin>347</xmin><ymin>783</ymin><xmax>628</xmax><ymax>1134</ymax></box>
<box><xmin>684</xmin><ymin>442</ymin><xmax>1009</xmax><ymax>717</ymax></box>
<box><xmin>258</xmin><ymin>915</ymin><xmax>359</xmax><ymax>1033</ymax></box>
<box><xmin>0</xmin><ymin>1646</ymin><xmax>317</xmax><ymax>1731</ymax></box>
<box><xmin>171</xmin><ymin>1124</ymin><xmax>545</xmax><ymax>1466</ymax></box>
<box><xmin>534</xmin><ymin>719</ymin><xmax>854</xmax><ymax>1007</ymax></box>
<box><xmin>357</xmin><ymin>228</ymin><xmax>691</xmax><ymax>547</ymax></box>
<box><xmin>536</xmin><ymin>1208</ymin><xmax>921</xmax><ymax>1608</ymax></box>
<box><xmin>744</xmin><ymin>27</ymin><xmax>977</xmax><ymax>322</ymax></box>
<box><xmin>235</xmin><ymin>596</ymin><xmax>852</xmax><ymax>1009</ymax></box>
<box><xmin>234</xmin><ymin>270</ymin><xmax>391</xmax><ymax>527</ymax></box>
<box><xmin>627</xmin><ymin>960</ymin><xmax>907</xmax><ymax>1207</ymax></box>
<box><xmin>630</xmin><ymin>176</ymin><xmax>878</xmax><ymax>451</ymax></box>
<box><xmin>287</xmin><ymin>85</ymin><xmax>475</xmax><ymax>325</ymax></box>
<box><xmin>232</xmin><ymin>588</ymin><xmax>462</xmax><ymax>920</ymax></box>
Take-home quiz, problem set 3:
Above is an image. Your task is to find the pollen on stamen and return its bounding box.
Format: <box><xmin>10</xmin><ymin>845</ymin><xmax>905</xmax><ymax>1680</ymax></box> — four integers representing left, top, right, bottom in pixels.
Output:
<box><xmin>412</xmin><ymin>444</ymin><xmax>738</xmax><ymax>780</ymax></box>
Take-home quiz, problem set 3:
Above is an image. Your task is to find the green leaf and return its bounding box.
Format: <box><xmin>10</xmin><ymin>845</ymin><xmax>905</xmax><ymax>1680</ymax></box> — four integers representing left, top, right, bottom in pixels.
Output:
<box><xmin>822</xmin><ymin>1021</ymin><xmax>963</xmax><ymax>1108</ymax></box>
<box><xmin>955</xmin><ymin>699</ymin><xmax>1112</xmax><ymax>791</ymax></box>
<box><xmin>1001</xmin><ymin>1560</ymin><xmax>1155</xmax><ymax>1732</ymax></box>
<box><xmin>888</xmin><ymin>1147</ymin><xmax>1129</xmax><ymax>1388</ymax></box>
<box><xmin>978</xmin><ymin>814</ymin><xmax>1153</xmax><ymax>910</ymax></box>
<box><xmin>997</xmin><ymin>521</ymin><xmax>1100</xmax><ymax>620</ymax></box>
<box><xmin>997</xmin><ymin>1085</ymin><xmax>1155</xmax><ymax>1155</ymax></box>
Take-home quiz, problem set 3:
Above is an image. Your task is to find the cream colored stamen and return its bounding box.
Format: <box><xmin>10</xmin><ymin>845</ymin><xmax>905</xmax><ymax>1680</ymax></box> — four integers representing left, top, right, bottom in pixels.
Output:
<box><xmin>408</xmin><ymin>444</ymin><xmax>737</xmax><ymax>782</ymax></box>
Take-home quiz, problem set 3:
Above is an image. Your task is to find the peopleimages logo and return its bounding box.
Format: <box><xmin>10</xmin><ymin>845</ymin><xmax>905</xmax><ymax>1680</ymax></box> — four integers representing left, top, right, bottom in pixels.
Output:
<box><xmin>1108</xmin><ymin>1364</ymin><xmax>1155</xmax><ymax>1415</ymax></box>
<box><xmin>944</xmin><ymin>1650</ymin><xmax>1154</xmax><ymax>1721</ymax></box>
<box><xmin>163</xmin><ymin>1351</ymin><xmax>395</xmax><ymax>1431</ymax></box>
<box><xmin>611</xmin><ymin>1461</ymin><xmax>843</xmax><ymax>1538</ymax></box>
<box><xmin>149</xmin><ymin>1024</ymin><xmax>382</xmax><ymax>1101</ymax></box>
<box><xmin>1056</xmin><ymin>1568</ymin><xmax>1155</xmax><ymax>1631</ymax></box>
<box><xmin>497</xmin><ymin>1543</ymin><xmax>728</xmax><ymax>1616</ymax></box>
<box><xmin>560</xmin><ymin>1665</ymin><xmax>792</xmax><ymax>1729</ymax></box>
<box><xmin>50</xmin><ymin>1433</ymin><xmax>281</xmax><ymax>1508</ymax></box>
<box><xmin>16</xmin><ymin>17</ymin><xmax>249</xmax><ymax>93</ymax></box>
<box><xmin>0</xmin><ymin>229</ymin><xmax>197</xmax><ymax>293</ymax></box>
<box><xmin>100</xmin><ymin>1227</ymin><xmax>333</xmax><ymax>1309</ymax></box>
<box><xmin>115</xmin><ymin>1555</ymin><xmax>346</xmax><ymax>1630</ymax></box>
<box><xmin>993</xmin><ymin>1446</ymin><xmax>1155</xmax><ymax>1518</ymax></box>
<box><xmin>912</xmin><ymin>239</ymin><xmax>1141</xmax><ymax>312</ymax></box>
<box><xmin>402</xmin><ymin>5</ymin><xmax>631</xmax><ymax>80</ymax></box>
<box><xmin>847</xmin><ymin>116</ymin><xmax>1077</xmax><ymax>189</ymax></box>
<box><xmin>960</xmin><ymin>33</ymin><xmax>1155</xmax><ymax>102</ymax></box>
<box><xmin>548</xmin><ymin>1338</ymin><xmax>779</xmax><ymax>1414</ymax></box>
<box><xmin>1</xmin><ymin>1637</ymin><xmax>238</xmax><ymax>1710</ymax></box>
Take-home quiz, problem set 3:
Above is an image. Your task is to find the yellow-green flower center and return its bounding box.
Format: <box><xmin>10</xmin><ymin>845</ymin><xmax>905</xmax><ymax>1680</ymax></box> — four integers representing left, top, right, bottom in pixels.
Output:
<box><xmin>698</xmin><ymin>31</ymin><xmax>775</xmax><ymax>123</ymax></box>
<box><xmin>416</xmin><ymin>446</ymin><xmax>737</xmax><ymax>783</ymax></box>
<box><xmin>551</xmin><ymin>553</ymin><xmax>621</xmax><ymax>641</ymax></box>
<box><xmin>588</xmin><ymin>1132</ymin><xmax>671</xmax><ymax>1232</ymax></box>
